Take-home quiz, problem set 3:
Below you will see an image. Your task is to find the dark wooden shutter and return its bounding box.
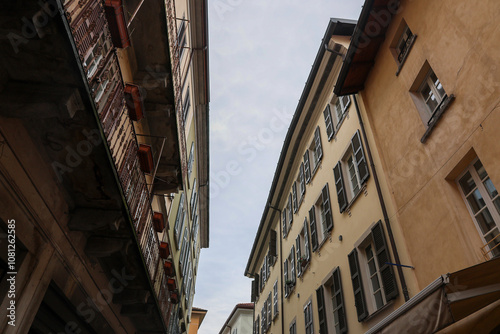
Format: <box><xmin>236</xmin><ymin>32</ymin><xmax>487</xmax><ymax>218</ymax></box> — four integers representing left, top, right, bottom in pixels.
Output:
<box><xmin>333</xmin><ymin>162</ymin><xmax>348</xmax><ymax>213</ymax></box>
<box><xmin>322</xmin><ymin>184</ymin><xmax>334</xmax><ymax>231</ymax></box>
<box><xmin>304</xmin><ymin>150</ymin><xmax>311</xmax><ymax>183</ymax></box>
<box><xmin>351</xmin><ymin>130</ymin><xmax>369</xmax><ymax>185</ymax></box>
<box><xmin>254</xmin><ymin>273</ymin><xmax>260</xmax><ymax>299</ymax></box>
<box><xmin>251</xmin><ymin>278</ymin><xmax>257</xmax><ymax>302</ymax></box>
<box><xmin>292</xmin><ymin>182</ymin><xmax>298</xmax><ymax>213</ymax></box>
<box><xmin>348</xmin><ymin>249</ymin><xmax>368</xmax><ymax>321</ymax></box>
<box><xmin>309</xmin><ymin>206</ymin><xmax>318</xmax><ymax>251</ymax></box>
<box><xmin>296</xmin><ymin>235</ymin><xmax>302</xmax><ymax>276</ymax></box>
<box><xmin>371</xmin><ymin>220</ymin><xmax>399</xmax><ymax>301</ymax></box>
<box><xmin>284</xmin><ymin>260</ymin><xmax>288</xmax><ymax>296</ymax></box>
<box><xmin>323</xmin><ymin>105</ymin><xmax>334</xmax><ymax>140</ymax></box>
<box><xmin>288</xmin><ymin>193</ymin><xmax>293</xmax><ymax>226</ymax></box>
<box><xmin>269</xmin><ymin>230</ymin><xmax>277</xmax><ymax>258</ymax></box>
<box><xmin>316</xmin><ymin>286</ymin><xmax>328</xmax><ymax>334</ymax></box>
<box><xmin>314</xmin><ymin>126</ymin><xmax>323</xmax><ymax>162</ymax></box>
<box><xmin>303</xmin><ymin>219</ymin><xmax>311</xmax><ymax>260</ymax></box>
<box><xmin>341</xmin><ymin>95</ymin><xmax>351</xmax><ymax>111</ymax></box>
<box><xmin>282</xmin><ymin>209</ymin><xmax>287</xmax><ymax>238</ymax></box>
<box><xmin>332</xmin><ymin>267</ymin><xmax>348</xmax><ymax>334</ymax></box>
<box><xmin>299</xmin><ymin>162</ymin><xmax>306</xmax><ymax>196</ymax></box>
<box><xmin>291</xmin><ymin>245</ymin><xmax>296</xmax><ymax>283</ymax></box>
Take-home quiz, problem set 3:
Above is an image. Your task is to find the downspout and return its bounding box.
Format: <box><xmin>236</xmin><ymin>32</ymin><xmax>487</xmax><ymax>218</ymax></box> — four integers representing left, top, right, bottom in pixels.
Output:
<box><xmin>352</xmin><ymin>95</ymin><xmax>410</xmax><ymax>302</ymax></box>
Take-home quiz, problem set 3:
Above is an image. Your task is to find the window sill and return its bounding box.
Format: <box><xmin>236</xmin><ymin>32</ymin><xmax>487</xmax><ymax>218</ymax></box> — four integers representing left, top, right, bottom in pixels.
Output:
<box><xmin>420</xmin><ymin>94</ymin><xmax>455</xmax><ymax>143</ymax></box>
<box><xmin>332</xmin><ymin>112</ymin><xmax>349</xmax><ymax>141</ymax></box>
<box><xmin>344</xmin><ymin>183</ymin><xmax>368</xmax><ymax>213</ymax></box>
<box><xmin>362</xmin><ymin>300</ymin><xmax>395</xmax><ymax>323</ymax></box>
<box><xmin>311</xmin><ymin>160</ymin><xmax>322</xmax><ymax>180</ymax></box>
<box><xmin>395</xmin><ymin>34</ymin><xmax>417</xmax><ymax>76</ymax></box>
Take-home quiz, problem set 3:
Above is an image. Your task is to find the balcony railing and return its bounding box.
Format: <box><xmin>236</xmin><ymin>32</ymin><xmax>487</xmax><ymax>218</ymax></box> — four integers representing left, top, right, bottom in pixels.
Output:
<box><xmin>480</xmin><ymin>233</ymin><xmax>500</xmax><ymax>261</ymax></box>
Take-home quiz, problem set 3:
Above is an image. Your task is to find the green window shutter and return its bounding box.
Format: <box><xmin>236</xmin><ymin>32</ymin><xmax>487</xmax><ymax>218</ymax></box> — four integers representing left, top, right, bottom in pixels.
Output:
<box><xmin>341</xmin><ymin>95</ymin><xmax>351</xmax><ymax>111</ymax></box>
<box><xmin>288</xmin><ymin>193</ymin><xmax>293</xmax><ymax>226</ymax></box>
<box><xmin>332</xmin><ymin>267</ymin><xmax>348</xmax><ymax>334</ymax></box>
<box><xmin>316</xmin><ymin>286</ymin><xmax>328</xmax><ymax>334</ymax></box>
<box><xmin>371</xmin><ymin>220</ymin><xmax>399</xmax><ymax>301</ymax></box>
<box><xmin>296</xmin><ymin>235</ymin><xmax>302</xmax><ymax>276</ymax></box>
<box><xmin>282</xmin><ymin>209</ymin><xmax>287</xmax><ymax>238</ymax></box>
<box><xmin>351</xmin><ymin>130</ymin><xmax>369</xmax><ymax>185</ymax></box>
<box><xmin>323</xmin><ymin>105</ymin><xmax>334</xmax><ymax>140</ymax></box>
<box><xmin>269</xmin><ymin>230</ymin><xmax>277</xmax><ymax>258</ymax></box>
<box><xmin>290</xmin><ymin>246</ymin><xmax>296</xmax><ymax>283</ymax></box>
<box><xmin>303</xmin><ymin>218</ymin><xmax>310</xmax><ymax>261</ymax></box>
<box><xmin>299</xmin><ymin>162</ymin><xmax>306</xmax><ymax>197</ymax></box>
<box><xmin>333</xmin><ymin>162</ymin><xmax>348</xmax><ymax>213</ymax></box>
<box><xmin>292</xmin><ymin>182</ymin><xmax>298</xmax><ymax>213</ymax></box>
<box><xmin>309</xmin><ymin>206</ymin><xmax>318</xmax><ymax>251</ymax></box>
<box><xmin>254</xmin><ymin>273</ymin><xmax>260</xmax><ymax>299</ymax></box>
<box><xmin>284</xmin><ymin>260</ymin><xmax>289</xmax><ymax>296</ymax></box>
<box><xmin>251</xmin><ymin>278</ymin><xmax>258</xmax><ymax>302</ymax></box>
<box><xmin>314</xmin><ymin>126</ymin><xmax>323</xmax><ymax>162</ymax></box>
<box><xmin>348</xmin><ymin>249</ymin><xmax>368</xmax><ymax>322</ymax></box>
<box><xmin>322</xmin><ymin>184</ymin><xmax>334</xmax><ymax>231</ymax></box>
<box><xmin>304</xmin><ymin>150</ymin><xmax>311</xmax><ymax>183</ymax></box>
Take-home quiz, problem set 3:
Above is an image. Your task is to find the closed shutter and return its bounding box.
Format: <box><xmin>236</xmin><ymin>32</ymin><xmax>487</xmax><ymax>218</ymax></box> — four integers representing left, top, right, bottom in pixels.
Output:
<box><xmin>309</xmin><ymin>207</ymin><xmax>318</xmax><ymax>251</ymax></box>
<box><xmin>322</xmin><ymin>184</ymin><xmax>334</xmax><ymax>231</ymax></box>
<box><xmin>282</xmin><ymin>209</ymin><xmax>287</xmax><ymax>238</ymax></box>
<box><xmin>284</xmin><ymin>260</ymin><xmax>289</xmax><ymax>296</ymax></box>
<box><xmin>260</xmin><ymin>267</ymin><xmax>264</xmax><ymax>292</ymax></box>
<box><xmin>254</xmin><ymin>274</ymin><xmax>260</xmax><ymax>299</ymax></box>
<box><xmin>292</xmin><ymin>182</ymin><xmax>298</xmax><ymax>213</ymax></box>
<box><xmin>303</xmin><ymin>219</ymin><xmax>311</xmax><ymax>260</ymax></box>
<box><xmin>299</xmin><ymin>162</ymin><xmax>306</xmax><ymax>197</ymax></box>
<box><xmin>314</xmin><ymin>126</ymin><xmax>323</xmax><ymax>162</ymax></box>
<box><xmin>351</xmin><ymin>130</ymin><xmax>369</xmax><ymax>185</ymax></box>
<box><xmin>323</xmin><ymin>105</ymin><xmax>334</xmax><ymax>140</ymax></box>
<box><xmin>332</xmin><ymin>267</ymin><xmax>348</xmax><ymax>334</ymax></box>
<box><xmin>288</xmin><ymin>193</ymin><xmax>293</xmax><ymax>226</ymax></box>
<box><xmin>296</xmin><ymin>235</ymin><xmax>302</xmax><ymax>276</ymax></box>
<box><xmin>270</xmin><ymin>230</ymin><xmax>277</xmax><ymax>258</ymax></box>
<box><xmin>304</xmin><ymin>151</ymin><xmax>311</xmax><ymax>183</ymax></box>
<box><xmin>266</xmin><ymin>253</ymin><xmax>270</xmax><ymax>280</ymax></box>
<box><xmin>371</xmin><ymin>220</ymin><xmax>399</xmax><ymax>301</ymax></box>
<box><xmin>290</xmin><ymin>246</ymin><xmax>296</xmax><ymax>283</ymax></box>
<box><xmin>316</xmin><ymin>286</ymin><xmax>328</xmax><ymax>334</ymax></box>
<box><xmin>273</xmin><ymin>281</ymin><xmax>278</xmax><ymax>315</ymax></box>
<box><xmin>251</xmin><ymin>278</ymin><xmax>257</xmax><ymax>302</ymax></box>
<box><xmin>333</xmin><ymin>162</ymin><xmax>348</xmax><ymax>213</ymax></box>
<box><xmin>254</xmin><ymin>315</ymin><xmax>259</xmax><ymax>334</ymax></box>
<box><xmin>348</xmin><ymin>249</ymin><xmax>368</xmax><ymax>321</ymax></box>
<box><xmin>267</xmin><ymin>293</ymin><xmax>272</xmax><ymax>327</ymax></box>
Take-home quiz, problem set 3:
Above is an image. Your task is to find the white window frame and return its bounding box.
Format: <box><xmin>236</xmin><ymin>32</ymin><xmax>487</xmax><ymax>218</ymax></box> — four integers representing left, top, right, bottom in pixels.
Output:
<box><xmin>418</xmin><ymin>69</ymin><xmax>446</xmax><ymax>118</ymax></box>
<box><xmin>344</xmin><ymin>149</ymin><xmax>361</xmax><ymax>200</ymax></box>
<box><xmin>361</xmin><ymin>240</ymin><xmax>387</xmax><ymax>311</ymax></box>
<box><xmin>395</xmin><ymin>25</ymin><xmax>414</xmax><ymax>64</ymax></box>
<box><xmin>304</xmin><ymin>300</ymin><xmax>314</xmax><ymax>334</ymax></box>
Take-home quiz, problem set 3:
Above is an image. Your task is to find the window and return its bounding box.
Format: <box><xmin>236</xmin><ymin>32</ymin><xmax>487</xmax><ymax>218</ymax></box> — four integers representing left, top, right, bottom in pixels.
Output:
<box><xmin>308</xmin><ymin>126</ymin><xmax>323</xmax><ymax>173</ymax></box>
<box><xmin>178</xmin><ymin>18</ymin><xmax>187</xmax><ymax>59</ymax></box>
<box><xmin>348</xmin><ymin>221</ymin><xmax>398</xmax><ymax>321</ymax></box>
<box><xmin>419</xmin><ymin>70</ymin><xmax>446</xmax><ymax>118</ymax></box>
<box><xmin>261</xmin><ymin>301</ymin><xmax>268</xmax><ymax>333</ymax></box>
<box><xmin>273</xmin><ymin>280</ymin><xmax>278</xmax><ymax>317</ymax></box>
<box><xmin>267</xmin><ymin>292</ymin><xmax>272</xmax><ymax>328</ymax></box>
<box><xmin>254</xmin><ymin>315</ymin><xmax>260</xmax><ymax>334</ymax></box>
<box><xmin>304</xmin><ymin>151</ymin><xmax>312</xmax><ymax>184</ymax></box>
<box><xmin>232</xmin><ymin>329</ymin><xmax>237</xmax><ymax>334</ymax></box>
<box><xmin>284</xmin><ymin>246</ymin><xmax>296</xmax><ymax>297</ymax></box>
<box><xmin>187</xmin><ymin>142</ymin><xmax>195</xmax><ymax>181</ymax></box>
<box><xmin>390</xmin><ymin>20</ymin><xmax>416</xmax><ymax>75</ymax></box>
<box><xmin>299</xmin><ymin>163</ymin><xmax>306</xmax><ymax>200</ymax></box>
<box><xmin>183</xmin><ymin>88</ymin><xmax>191</xmax><ymax>122</ymax></box>
<box><xmin>316</xmin><ymin>286</ymin><xmax>328</xmax><ymax>334</ymax></box>
<box><xmin>296</xmin><ymin>218</ymin><xmax>311</xmax><ymax>277</ymax></box>
<box><xmin>289</xmin><ymin>320</ymin><xmax>296</xmax><ymax>334</ymax></box>
<box><xmin>331</xmin><ymin>268</ymin><xmax>347</xmax><ymax>334</ymax></box>
<box><xmin>457</xmin><ymin>159</ymin><xmax>500</xmax><ymax>258</ymax></box>
<box><xmin>174</xmin><ymin>193</ymin><xmax>186</xmax><ymax>247</ymax></box>
<box><xmin>179</xmin><ymin>226</ymin><xmax>190</xmax><ymax>277</ymax></box>
<box><xmin>323</xmin><ymin>105</ymin><xmax>334</xmax><ymax>140</ymax></box>
<box><xmin>292</xmin><ymin>181</ymin><xmax>298</xmax><ymax>213</ymax></box>
<box><xmin>287</xmin><ymin>193</ymin><xmax>293</xmax><ymax>227</ymax></box>
<box><xmin>309</xmin><ymin>184</ymin><xmax>334</xmax><ymax>251</ymax></box>
<box><xmin>332</xmin><ymin>96</ymin><xmax>351</xmax><ymax>129</ymax></box>
<box><xmin>282</xmin><ymin>208</ymin><xmax>288</xmax><ymax>238</ymax></box>
<box><xmin>333</xmin><ymin>130</ymin><xmax>369</xmax><ymax>213</ymax></box>
<box><xmin>190</xmin><ymin>179</ymin><xmax>198</xmax><ymax>219</ymax></box>
<box><xmin>304</xmin><ymin>301</ymin><xmax>314</xmax><ymax>334</ymax></box>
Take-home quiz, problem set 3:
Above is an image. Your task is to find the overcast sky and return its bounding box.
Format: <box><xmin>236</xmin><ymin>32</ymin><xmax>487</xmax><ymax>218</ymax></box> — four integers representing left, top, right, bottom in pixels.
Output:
<box><xmin>193</xmin><ymin>1</ymin><xmax>364</xmax><ymax>333</ymax></box>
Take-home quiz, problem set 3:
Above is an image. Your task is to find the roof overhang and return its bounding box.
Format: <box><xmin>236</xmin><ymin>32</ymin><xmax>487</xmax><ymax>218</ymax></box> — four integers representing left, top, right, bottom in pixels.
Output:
<box><xmin>366</xmin><ymin>257</ymin><xmax>500</xmax><ymax>334</ymax></box>
<box><xmin>334</xmin><ymin>0</ymin><xmax>397</xmax><ymax>96</ymax></box>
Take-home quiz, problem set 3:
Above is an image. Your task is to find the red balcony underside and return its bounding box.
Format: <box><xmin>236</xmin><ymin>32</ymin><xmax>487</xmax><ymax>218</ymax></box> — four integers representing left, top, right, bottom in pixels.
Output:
<box><xmin>138</xmin><ymin>144</ymin><xmax>154</xmax><ymax>173</ymax></box>
<box><xmin>104</xmin><ymin>0</ymin><xmax>131</xmax><ymax>48</ymax></box>
<box><xmin>159</xmin><ymin>242</ymin><xmax>170</xmax><ymax>259</ymax></box>
<box><xmin>153</xmin><ymin>212</ymin><xmax>164</xmax><ymax>232</ymax></box>
<box><xmin>167</xmin><ymin>278</ymin><xmax>176</xmax><ymax>291</ymax></box>
<box><xmin>125</xmin><ymin>84</ymin><xmax>144</xmax><ymax>121</ymax></box>
<box><xmin>163</xmin><ymin>260</ymin><xmax>175</xmax><ymax>277</ymax></box>
<box><xmin>170</xmin><ymin>291</ymin><xmax>179</xmax><ymax>304</ymax></box>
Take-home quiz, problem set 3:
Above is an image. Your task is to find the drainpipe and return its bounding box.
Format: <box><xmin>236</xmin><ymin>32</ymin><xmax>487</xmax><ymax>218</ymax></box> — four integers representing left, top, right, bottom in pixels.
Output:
<box><xmin>267</xmin><ymin>204</ymin><xmax>284</xmax><ymax>334</ymax></box>
<box><xmin>352</xmin><ymin>95</ymin><xmax>410</xmax><ymax>302</ymax></box>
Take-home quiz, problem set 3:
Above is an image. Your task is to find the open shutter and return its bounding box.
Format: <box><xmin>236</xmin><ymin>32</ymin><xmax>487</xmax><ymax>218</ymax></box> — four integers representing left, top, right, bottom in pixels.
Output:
<box><xmin>255</xmin><ymin>315</ymin><xmax>259</xmax><ymax>334</ymax></box>
<box><xmin>322</xmin><ymin>184</ymin><xmax>334</xmax><ymax>231</ymax></box>
<box><xmin>254</xmin><ymin>274</ymin><xmax>260</xmax><ymax>299</ymax></box>
<box><xmin>288</xmin><ymin>193</ymin><xmax>293</xmax><ymax>226</ymax></box>
<box><xmin>303</xmin><ymin>219</ymin><xmax>311</xmax><ymax>260</ymax></box>
<box><xmin>371</xmin><ymin>220</ymin><xmax>399</xmax><ymax>301</ymax></box>
<box><xmin>316</xmin><ymin>286</ymin><xmax>328</xmax><ymax>334</ymax></box>
<box><xmin>284</xmin><ymin>260</ymin><xmax>288</xmax><ymax>296</ymax></box>
<box><xmin>282</xmin><ymin>209</ymin><xmax>287</xmax><ymax>238</ymax></box>
<box><xmin>332</xmin><ymin>267</ymin><xmax>348</xmax><ymax>334</ymax></box>
<box><xmin>292</xmin><ymin>182</ymin><xmax>298</xmax><ymax>213</ymax></box>
<box><xmin>333</xmin><ymin>162</ymin><xmax>348</xmax><ymax>213</ymax></box>
<box><xmin>296</xmin><ymin>235</ymin><xmax>302</xmax><ymax>276</ymax></box>
<box><xmin>270</xmin><ymin>230</ymin><xmax>277</xmax><ymax>258</ymax></box>
<box><xmin>323</xmin><ymin>105</ymin><xmax>334</xmax><ymax>140</ymax></box>
<box><xmin>251</xmin><ymin>278</ymin><xmax>258</xmax><ymax>302</ymax></box>
<box><xmin>348</xmin><ymin>249</ymin><xmax>368</xmax><ymax>321</ymax></box>
<box><xmin>266</xmin><ymin>253</ymin><xmax>271</xmax><ymax>280</ymax></box>
<box><xmin>351</xmin><ymin>130</ymin><xmax>369</xmax><ymax>185</ymax></box>
<box><xmin>341</xmin><ymin>95</ymin><xmax>351</xmax><ymax>111</ymax></box>
<box><xmin>267</xmin><ymin>293</ymin><xmax>272</xmax><ymax>327</ymax></box>
<box><xmin>309</xmin><ymin>207</ymin><xmax>318</xmax><ymax>251</ymax></box>
<box><xmin>290</xmin><ymin>246</ymin><xmax>296</xmax><ymax>283</ymax></box>
<box><xmin>299</xmin><ymin>162</ymin><xmax>306</xmax><ymax>196</ymax></box>
<box><xmin>314</xmin><ymin>126</ymin><xmax>323</xmax><ymax>162</ymax></box>
<box><xmin>304</xmin><ymin>151</ymin><xmax>311</xmax><ymax>183</ymax></box>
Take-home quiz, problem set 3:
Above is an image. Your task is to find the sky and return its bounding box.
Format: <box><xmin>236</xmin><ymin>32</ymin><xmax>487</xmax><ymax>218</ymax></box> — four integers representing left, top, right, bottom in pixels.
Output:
<box><xmin>193</xmin><ymin>1</ymin><xmax>364</xmax><ymax>333</ymax></box>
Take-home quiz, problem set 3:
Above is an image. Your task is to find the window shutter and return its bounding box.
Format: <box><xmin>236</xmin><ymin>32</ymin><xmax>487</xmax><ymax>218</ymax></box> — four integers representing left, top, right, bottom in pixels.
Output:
<box><xmin>266</xmin><ymin>253</ymin><xmax>270</xmax><ymax>280</ymax></box>
<box><xmin>292</xmin><ymin>182</ymin><xmax>298</xmax><ymax>213</ymax></box>
<box><xmin>251</xmin><ymin>278</ymin><xmax>257</xmax><ymax>302</ymax></box>
<box><xmin>304</xmin><ymin>151</ymin><xmax>311</xmax><ymax>183</ymax></box>
<box><xmin>332</xmin><ymin>267</ymin><xmax>348</xmax><ymax>334</ymax></box>
<box><xmin>284</xmin><ymin>260</ymin><xmax>288</xmax><ymax>296</ymax></box>
<box><xmin>290</xmin><ymin>246</ymin><xmax>296</xmax><ymax>283</ymax></box>
<box><xmin>254</xmin><ymin>273</ymin><xmax>260</xmax><ymax>299</ymax></box>
<box><xmin>309</xmin><ymin>207</ymin><xmax>318</xmax><ymax>251</ymax></box>
<box><xmin>282</xmin><ymin>209</ymin><xmax>287</xmax><ymax>238</ymax></box>
<box><xmin>299</xmin><ymin>162</ymin><xmax>306</xmax><ymax>196</ymax></box>
<box><xmin>316</xmin><ymin>286</ymin><xmax>328</xmax><ymax>334</ymax></box>
<box><xmin>314</xmin><ymin>126</ymin><xmax>323</xmax><ymax>162</ymax></box>
<box><xmin>303</xmin><ymin>219</ymin><xmax>311</xmax><ymax>260</ymax></box>
<box><xmin>273</xmin><ymin>281</ymin><xmax>278</xmax><ymax>316</ymax></box>
<box><xmin>296</xmin><ymin>235</ymin><xmax>302</xmax><ymax>276</ymax></box>
<box><xmin>288</xmin><ymin>194</ymin><xmax>293</xmax><ymax>226</ymax></box>
<box><xmin>348</xmin><ymin>249</ymin><xmax>368</xmax><ymax>322</ymax></box>
<box><xmin>322</xmin><ymin>184</ymin><xmax>334</xmax><ymax>231</ymax></box>
<box><xmin>371</xmin><ymin>220</ymin><xmax>399</xmax><ymax>301</ymax></box>
<box><xmin>341</xmin><ymin>95</ymin><xmax>351</xmax><ymax>111</ymax></box>
<box><xmin>270</xmin><ymin>230</ymin><xmax>277</xmax><ymax>258</ymax></box>
<box><xmin>323</xmin><ymin>105</ymin><xmax>334</xmax><ymax>140</ymax></box>
<box><xmin>255</xmin><ymin>315</ymin><xmax>260</xmax><ymax>334</ymax></box>
<box><xmin>351</xmin><ymin>130</ymin><xmax>369</xmax><ymax>185</ymax></box>
<box><xmin>260</xmin><ymin>267</ymin><xmax>264</xmax><ymax>292</ymax></box>
<box><xmin>333</xmin><ymin>162</ymin><xmax>348</xmax><ymax>213</ymax></box>
<box><xmin>261</xmin><ymin>307</ymin><xmax>266</xmax><ymax>333</ymax></box>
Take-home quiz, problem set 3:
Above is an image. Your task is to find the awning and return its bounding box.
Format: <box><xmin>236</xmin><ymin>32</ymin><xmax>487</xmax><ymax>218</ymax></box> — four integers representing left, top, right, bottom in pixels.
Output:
<box><xmin>366</xmin><ymin>257</ymin><xmax>500</xmax><ymax>334</ymax></box>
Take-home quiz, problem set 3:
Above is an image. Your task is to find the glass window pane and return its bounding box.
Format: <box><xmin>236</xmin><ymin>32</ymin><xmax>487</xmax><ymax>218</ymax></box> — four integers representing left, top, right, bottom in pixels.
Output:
<box><xmin>474</xmin><ymin>160</ymin><xmax>488</xmax><ymax>180</ymax></box>
<box><xmin>425</xmin><ymin>92</ymin><xmax>438</xmax><ymax>112</ymax></box>
<box><xmin>365</xmin><ymin>245</ymin><xmax>373</xmax><ymax>259</ymax></box>
<box><xmin>483</xmin><ymin>178</ymin><xmax>498</xmax><ymax>199</ymax></box>
<box><xmin>494</xmin><ymin>198</ymin><xmax>500</xmax><ymax>216</ymax></box>
<box><xmin>467</xmin><ymin>189</ymin><xmax>486</xmax><ymax>214</ymax></box>
<box><xmin>459</xmin><ymin>172</ymin><xmax>476</xmax><ymax>195</ymax></box>
<box><xmin>375</xmin><ymin>291</ymin><xmax>384</xmax><ymax>309</ymax></box>
<box><xmin>368</xmin><ymin>259</ymin><xmax>376</xmax><ymax>275</ymax></box>
<box><xmin>371</xmin><ymin>275</ymin><xmax>380</xmax><ymax>291</ymax></box>
<box><xmin>430</xmin><ymin>72</ymin><xmax>445</xmax><ymax>98</ymax></box>
<box><xmin>476</xmin><ymin>208</ymin><xmax>497</xmax><ymax>235</ymax></box>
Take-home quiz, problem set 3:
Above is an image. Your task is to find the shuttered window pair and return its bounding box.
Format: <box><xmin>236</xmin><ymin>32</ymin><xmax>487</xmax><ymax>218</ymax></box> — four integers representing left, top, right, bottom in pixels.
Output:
<box><xmin>333</xmin><ymin>130</ymin><xmax>370</xmax><ymax>213</ymax></box>
<box><xmin>296</xmin><ymin>219</ymin><xmax>311</xmax><ymax>277</ymax></box>
<box><xmin>284</xmin><ymin>247</ymin><xmax>296</xmax><ymax>297</ymax></box>
<box><xmin>348</xmin><ymin>221</ymin><xmax>398</xmax><ymax>321</ymax></box>
<box><xmin>308</xmin><ymin>184</ymin><xmax>334</xmax><ymax>251</ymax></box>
<box><xmin>324</xmin><ymin>96</ymin><xmax>351</xmax><ymax>140</ymax></box>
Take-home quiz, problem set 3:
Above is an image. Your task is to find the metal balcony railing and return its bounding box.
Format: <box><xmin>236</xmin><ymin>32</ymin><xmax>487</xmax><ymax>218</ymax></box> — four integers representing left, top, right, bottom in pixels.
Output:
<box><xmin>480</xmin><ymin>233</ymin><xmax>500</xmax><ymax>261</ymax></box>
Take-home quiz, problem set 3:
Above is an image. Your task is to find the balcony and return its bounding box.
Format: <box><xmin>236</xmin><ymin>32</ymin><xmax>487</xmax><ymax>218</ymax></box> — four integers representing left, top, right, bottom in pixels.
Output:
<box><xmin>104</xmin><ymin>0</ymin><xmax>131</xmax><ymax>48</ymax></box>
